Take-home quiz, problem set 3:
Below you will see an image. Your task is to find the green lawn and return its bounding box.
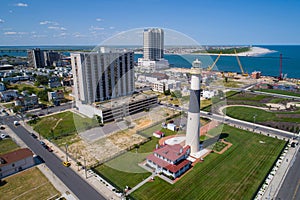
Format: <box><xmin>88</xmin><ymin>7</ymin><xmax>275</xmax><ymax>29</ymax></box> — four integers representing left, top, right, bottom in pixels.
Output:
<box><xmin>257</xmin><ymin>89</ymin><xmax>300</xmax><ymax>97</ymax></box>
<box><xmin>131</xmin><ymin>125</ymin><xmax>286</xmax><ymax>200</ymax></box>
<box><xmin>94</xmin><ymin>164</ymin><xmax>151</xmax><ymax>190</ymax></box>
<box><xmin>8</xmin><ymin>83</ymin><xmax>43</xmax><ymax>95</ymax></box>
<box><xmin>29</xmin><ymin>111</ymin><xmax>98</xmax><ymax>146</ymax></box>
<box><xmin>225</xmin><ymin>106</ymin><xmax>300</xmax><ymax>123</ymax></box>
<box><xmin>0</xmin><ymin>138</ymin><xmax>19</xmax><ymax>154</ymax></box>
<box><xmin>0</xmin><ymin>167</ymin><xmax>59</xmax><ymax>200</ymax></box>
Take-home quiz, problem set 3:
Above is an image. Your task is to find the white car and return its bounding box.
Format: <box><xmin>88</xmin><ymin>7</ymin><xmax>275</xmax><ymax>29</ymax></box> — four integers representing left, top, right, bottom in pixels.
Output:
<box><xmin>14</xmin><ymin>121</ymin><xmax>20</xmax><ymax>126</ymax></box>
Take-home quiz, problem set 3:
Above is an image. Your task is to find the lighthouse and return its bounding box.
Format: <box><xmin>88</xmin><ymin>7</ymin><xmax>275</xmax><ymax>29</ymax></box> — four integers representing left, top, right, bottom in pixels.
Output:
<box><xmin>185</xmin><ymin>59</ymin><xmax>201</xmax><ymax>153</ymax></box>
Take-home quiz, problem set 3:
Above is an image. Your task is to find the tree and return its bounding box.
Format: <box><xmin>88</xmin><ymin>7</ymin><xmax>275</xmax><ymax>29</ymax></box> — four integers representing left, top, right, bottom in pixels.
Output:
<box><xmin>35</xmin><ymin>75</ymin><xmax>49</xmax><ymax>86</ymax></box>
<box><xmin>95</xmin><ymin>115</ymin><xmax>103</xmax><ymax>125</ymax></box>
<box><xmin>171</xmin><ymin>90</ymin><xmax>182</xmax><ymax>98</ymax></box>
<box><xmin>164</xmin><ymin>89</ymin><xmax>171</xmax><ymax>96</ymax></box>
<box><xmin>37</xmin><ymin>89</ymin><xmax>52</xmax><ymax>101</ymax></box>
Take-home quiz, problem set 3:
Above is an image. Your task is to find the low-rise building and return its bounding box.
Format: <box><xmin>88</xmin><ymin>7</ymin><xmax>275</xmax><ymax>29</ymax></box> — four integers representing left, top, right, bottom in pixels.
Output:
<box><xmin>146</xmin><ymin>144</ymin><xmax>191</xmax><ymax>179</ymax></box>
<box><xmin>202</xmin><ymin>90</ymin><xmax>218</xmax><ymax>99</ymax></box>
<box><xmin>48</xmin><ymin>90</ymin><xmax>64</xmax><ymax>102</ymax></box>
<box><xmin>153</xmin><ymin>130</ymin><xmax>165</xmax><ymax>138</ymax></box>
<box><xmin>48</xmin><ymin>76</ymin><xmax>61</xmax><ymax>88</ymax></box>
<box><xmin>251</xmin><ymin>71</ymin><xmax>261</xmax><ymax>79</ymax></box>
<box><xmin>152</xmin><ymin>79</ymin><xmax>181</xmax><ymax>93</ymax></box>
<box><xmin>0</xmin><ymin>148</ymin><xmax>35</xmax><ymax>178</ymax></box>
<box><xmin>0</xmin><ymin>82</ymin><xmax>6</xmax><ymax>91</ymax></box>
<box><xmin>14</xmin><ymin>93</ymin><xmax>38</xmax><ymax>109</ymax></box>
<box><xmin>0</xmin><ymin>90</ymin><xmax>18</xmax><ymax>102</ymax></box>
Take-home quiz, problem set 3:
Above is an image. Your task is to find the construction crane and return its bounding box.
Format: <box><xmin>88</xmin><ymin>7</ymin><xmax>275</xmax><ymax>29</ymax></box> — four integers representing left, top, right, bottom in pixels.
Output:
<box><xmin>207</xmin><ymin>52</ymin><xmax>222</xmax><ymax>71</ymax></box>
<box><xmin>278</xmin><ymin>53</ymin><xmax>283</xmax><ymax>80</ymax></box>
<box><xmin>234</xmin><ymin>49</ymin><xmax>248</xmax><ymax>76</ymax></box>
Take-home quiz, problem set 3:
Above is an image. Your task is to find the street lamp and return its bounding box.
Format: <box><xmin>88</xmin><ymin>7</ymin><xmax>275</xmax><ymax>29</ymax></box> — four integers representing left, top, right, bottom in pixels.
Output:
<box><xmin>253</xmin><ymin>114</ymin><xmax>257</xmax><ymax>131</ymax></box>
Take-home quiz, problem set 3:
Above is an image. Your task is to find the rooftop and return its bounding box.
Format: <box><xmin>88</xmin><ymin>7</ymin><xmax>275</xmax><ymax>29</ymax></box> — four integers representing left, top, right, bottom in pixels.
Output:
<box><xmin>95</xmin><ymin>93</ymin><xmax>157</xmax><ymax>110</ymax></box>
<box><xmin>154</xmin><ymin>144</ymin><xmax>190</xmax><ymax>162</ymax></box>
<box><xmin>0</xmin><ymin>148</ymin><xmax>33</xmax><ymax>167</ymax></box>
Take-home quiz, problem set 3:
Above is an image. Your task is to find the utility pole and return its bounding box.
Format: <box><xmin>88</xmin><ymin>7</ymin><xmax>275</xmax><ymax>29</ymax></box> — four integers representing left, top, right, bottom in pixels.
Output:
<box><xmin>84</xmin><ymin>157</ymin><xmax>87</xmax><ymax>179</ymax></box>
<box><xmin>65</xmin><ymin>144</ymin><xmax>68</xmax><ymax>162</ymax></box>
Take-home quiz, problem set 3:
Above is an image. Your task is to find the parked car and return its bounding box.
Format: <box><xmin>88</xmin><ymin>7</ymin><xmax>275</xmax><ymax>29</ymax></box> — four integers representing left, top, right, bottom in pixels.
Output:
<box><xmin>45</xmin><ymin>146</ymin><xmax>53</xmax><ymax>152</ymax></box>
<box><xmin>1</xmin><ymin>134</ymin><xmax>8</xmax><ymax>139</ymax></box>
<box><xmin>31</xmin><ymin>133</ymin><xmax>38</xmax><ymax>139</ymax></box>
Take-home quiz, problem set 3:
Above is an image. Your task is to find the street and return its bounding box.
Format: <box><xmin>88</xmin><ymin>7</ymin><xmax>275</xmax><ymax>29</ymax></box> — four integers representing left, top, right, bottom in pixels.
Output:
<box><xmin>3</xmin><ymin>115</ymin><xmax>106</xmax><ymax>200</ymax></box>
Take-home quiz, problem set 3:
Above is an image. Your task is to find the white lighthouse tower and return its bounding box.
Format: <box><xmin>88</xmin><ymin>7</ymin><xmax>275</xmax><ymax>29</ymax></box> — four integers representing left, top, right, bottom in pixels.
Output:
<box><xmin>185</xmin><ymin>59</ymin><xmax>201</xmax><ymax>153</ymax></box>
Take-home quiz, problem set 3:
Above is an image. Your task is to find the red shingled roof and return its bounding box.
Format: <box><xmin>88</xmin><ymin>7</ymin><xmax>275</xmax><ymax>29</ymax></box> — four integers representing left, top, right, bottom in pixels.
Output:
<box><xmin>0</xmin><ymin>148</ymin><xmax>33</xmax><ymax>167</ymax></box>
<box><xmin>154</xmin><ymin>131</ymin><xmax>164</xmax><ymax>135</ymax></box>
<box><xmin>147</xmin><ymin>154</ymin><xmax>190</xmax><ymax>173</ymax></box>
<box><xmin>154</xmin><ymin>144</ymin><xmax>190</xmax><ymax>162</ymax></box>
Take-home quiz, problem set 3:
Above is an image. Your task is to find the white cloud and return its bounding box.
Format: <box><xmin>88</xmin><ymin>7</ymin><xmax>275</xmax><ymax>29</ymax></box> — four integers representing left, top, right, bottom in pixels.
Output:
<box><xmin>15</xmin><ymin>3</ymin><xmax>28</xmax><ymax>7</ymax></box>
<box><xmin>4</xmin><ymin>32</ymin><xmax>17</xmax><ymax>35</ymax></box>
<box><xmin>96</xmin><ymin>18</ymin><xmax>103</xmax><ymax>22</ymax></box>
<box><xmin>4</xmin><ymin>31</ymin><xmax>28</xmax><ymax>35</ymax></box>
<box><xmin>32</xmin><ymin>34</ymin><xmax>47</xmax><ymax>38</ymax></box>
<box><xmin>109</xmin><ymin>26</ymin><xmax>115</xmax><ymax>30</ymax></box>
<box><xmin>48</xmin><ymin>26</ymin><xmax>66</xmax><ymax>31</ymax></box>
<box><xmin>40</xmin><ymin>21</ymin><xmax>59</xmax><ymax>25</ymax></box>
<box><xmin>0</xmin><ymin>19</ymin><xmax>5</xmax><ymax>23</ymax></box>
<box><xmin>89</xmin><ymin>26</ymin><xmax>104</xmax><ymax>31</ymax></box>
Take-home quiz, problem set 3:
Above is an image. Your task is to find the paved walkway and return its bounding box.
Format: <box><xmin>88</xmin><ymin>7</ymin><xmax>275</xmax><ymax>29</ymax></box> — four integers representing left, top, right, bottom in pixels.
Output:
<box><xmin>127</xmin><ymin>173</ymin><xmax>155</xmax><ymax>195</ymax></box>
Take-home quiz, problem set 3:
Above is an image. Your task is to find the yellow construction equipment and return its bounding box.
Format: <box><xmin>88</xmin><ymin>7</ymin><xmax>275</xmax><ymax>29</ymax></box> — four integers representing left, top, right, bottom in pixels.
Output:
<box><xmin>234</xmin><ymin>49</ymin><xmax>248</xmax><ymax>76</ymax></box>
<box><xmin>207</xmin><ymin>52</ymin><xmax>222</xmax><ymax>71</ymax></box>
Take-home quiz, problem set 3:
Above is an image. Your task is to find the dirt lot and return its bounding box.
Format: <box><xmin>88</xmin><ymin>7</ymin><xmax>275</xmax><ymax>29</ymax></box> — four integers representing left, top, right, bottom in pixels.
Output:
<box><xmin>67</xmin><ymin>107</ymin><xmax>179</xmax><ymax>166</ymax></box>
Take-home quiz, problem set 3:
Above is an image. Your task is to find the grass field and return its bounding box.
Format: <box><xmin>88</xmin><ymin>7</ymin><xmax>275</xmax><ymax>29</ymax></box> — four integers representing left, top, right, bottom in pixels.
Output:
<box><xmin>131</xmin><ymin>125</ymin><xmax>286</xmax><ymax>200</ymax></box>
<box><xmin>256</xmin><ymin>89</ymin><xmax>300</xmax><ymax>97</ymax></box>
<box><xmin>0</xmin><ymin>138</ymin><xmax>19</xmax><ymax>154</ymax></box>
<box><xmin>94</xmin><ymin>164</ymin><xmax>151</xmax><ymax>190</ymax></box>
<box><xmin>0</xmin><ymin>167</ymin><xmax>59</xmax><ymax>200</ymax></box>
<box><xmin>30</xmin><ymin>111</ymin><xmax>98</xmax><ymax>146</ymax></box>
<box><xmin>225</xmin><ymin>106</ymin><xmax>300</xmax><ymax>123</ymax></box>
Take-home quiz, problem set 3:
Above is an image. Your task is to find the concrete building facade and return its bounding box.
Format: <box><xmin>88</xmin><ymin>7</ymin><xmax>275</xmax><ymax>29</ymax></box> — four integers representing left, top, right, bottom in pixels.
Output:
<box><xmin>143</xmin><ymin>28</ymin><xmax>164</xmax><ymax>61</ymax></box>
<box><xmin>71</xmin><ymin>51</ymin><xmax>135</xmax><ymax>105</ymax></box>
<box><xmin>27</xmin><ymin>48</ymin><xmax>45</xmax><ymax>68</ymax></box>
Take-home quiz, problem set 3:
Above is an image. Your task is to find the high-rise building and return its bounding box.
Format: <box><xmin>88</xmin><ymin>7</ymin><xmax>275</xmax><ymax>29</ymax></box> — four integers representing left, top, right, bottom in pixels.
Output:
<box><xmin>71</xmin><ymin>51</ymin><xmax>135</xmax><ymax>105</ymax></box>
<box><xmin>27</xmin><ymin>48</ymin><xmax>45</xmax><ymax>68</ymax></box>
<box><xmin>44</xmin><ymin>51</ymin><xmax>60</xmax><ymax>66</ymax></box>
<box><xmin>143</xmin><ymin>28</ymin><xmax>164</xmax><ymax>61</ymax></box>
<box><xmin>138</xmin><ymin>28</ymin><xmax>169</xmax><ymax>71</ymax></box>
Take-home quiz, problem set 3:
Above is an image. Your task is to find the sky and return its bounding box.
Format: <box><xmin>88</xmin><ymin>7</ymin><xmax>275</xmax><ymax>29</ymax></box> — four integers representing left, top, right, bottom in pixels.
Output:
<box><xmin>0</xmin><ymin>0</ymin><xmax>299</xmax><ymax>46</ymax></box>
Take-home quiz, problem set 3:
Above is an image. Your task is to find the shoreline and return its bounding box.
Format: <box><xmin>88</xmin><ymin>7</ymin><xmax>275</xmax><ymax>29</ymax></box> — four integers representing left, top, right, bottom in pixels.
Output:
<box><xmin>135</xmin><ymin>47</ymin><xmax>276</xmax><ymax>57</ymax></box>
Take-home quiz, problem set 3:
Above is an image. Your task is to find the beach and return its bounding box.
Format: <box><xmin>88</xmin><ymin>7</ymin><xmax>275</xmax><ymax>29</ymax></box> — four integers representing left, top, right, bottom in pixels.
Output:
<box><xmin>193</xmin><ymin>46</ymin><xmax>276</xmax><ymax>57</ymax></box>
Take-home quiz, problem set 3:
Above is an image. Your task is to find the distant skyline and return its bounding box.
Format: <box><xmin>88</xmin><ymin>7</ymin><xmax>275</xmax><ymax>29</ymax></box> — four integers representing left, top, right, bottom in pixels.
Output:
<box><xmin>0</xmin><ymin>0</ymin><xmax>299</xmax><ymax>46</ymax></box>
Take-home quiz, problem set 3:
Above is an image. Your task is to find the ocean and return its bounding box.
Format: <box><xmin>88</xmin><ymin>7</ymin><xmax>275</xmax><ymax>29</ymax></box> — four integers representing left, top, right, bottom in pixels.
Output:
<box><xmin>1</xmin><ymin>45</ymin><xmax>299</xmax><ymax>78</ymax></box>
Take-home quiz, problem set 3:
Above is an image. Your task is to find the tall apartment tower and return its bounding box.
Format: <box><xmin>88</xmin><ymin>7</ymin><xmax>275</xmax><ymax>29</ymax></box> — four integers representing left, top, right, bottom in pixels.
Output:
<box><xmin>185</xmin><ymin>59</ymin><xmax>201</xmax><ymax>153</ymax></box>
<box><xmin>71</xmin><ymin>50</ymin><xmax>135</xmax><ymax>104</ymax></box>
<box><xmin>27</xmin><ymin>48</ymin><xmax>45</xmax><ymax>68</ymax></box>
<box><xmin>44</xmin><ymin>51</ymin><xmax>60</xmax><ymax>66</ymax></box>
<box><xmin>143</xmin><ymin>28</ymin><xmax>164</xmax><ymax>61</ymax></box>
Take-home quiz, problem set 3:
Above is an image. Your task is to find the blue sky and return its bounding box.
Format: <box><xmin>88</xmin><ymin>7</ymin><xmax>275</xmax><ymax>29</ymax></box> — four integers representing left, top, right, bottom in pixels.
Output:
<box><xmin>0</xmin><ymin>0</ymin><xmax>299</xmax><ymax>45</ymax></box>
